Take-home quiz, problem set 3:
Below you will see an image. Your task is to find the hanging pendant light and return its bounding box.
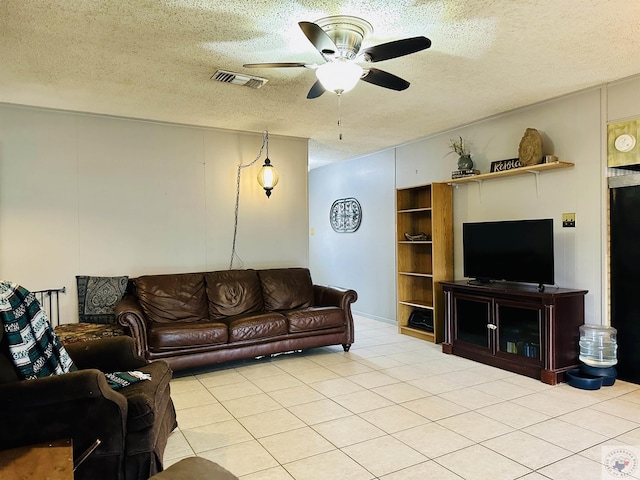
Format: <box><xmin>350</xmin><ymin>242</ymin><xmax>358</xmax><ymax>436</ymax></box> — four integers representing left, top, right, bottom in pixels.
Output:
<box><xmin>229</xmin><ymin>130</ymin><xmax>280</xmax><ymax>269</ymax></box>
<box><xmin>257</xmin><ymin>157</ymin><xmax>279</xmax><ymax>198</ymax></box>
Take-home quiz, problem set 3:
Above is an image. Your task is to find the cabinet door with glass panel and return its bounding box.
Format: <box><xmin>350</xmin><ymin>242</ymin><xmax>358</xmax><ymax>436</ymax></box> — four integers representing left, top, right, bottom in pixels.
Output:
<box><xmin>495</xmin><ymin>299</ymin><xmax>542</xmax><ymax>363</ymax></box>
<box><xmin>452</xmin><ymin>293</ymin><xmax>492</xmax><ymax>352</ymax></box>
<box><xmin>451</xmin><ymin>293</ymin><xmax>543</xmax><ymax>364</ymax></box>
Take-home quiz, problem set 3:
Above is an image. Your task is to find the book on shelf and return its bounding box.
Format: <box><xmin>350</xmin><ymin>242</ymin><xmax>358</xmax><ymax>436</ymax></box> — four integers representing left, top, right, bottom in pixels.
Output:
<box><xmin>451</xmin><ymin>169</ymin><xmax>480</xmax><ymax>179</ymax></box>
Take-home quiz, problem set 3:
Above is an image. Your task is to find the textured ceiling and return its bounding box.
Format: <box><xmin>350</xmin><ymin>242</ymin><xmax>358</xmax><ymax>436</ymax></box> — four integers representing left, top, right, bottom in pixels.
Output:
<box><xmin>2</xmin><ymin>1</ymin><xmax>640</xmax><ymax>169</ymax></box>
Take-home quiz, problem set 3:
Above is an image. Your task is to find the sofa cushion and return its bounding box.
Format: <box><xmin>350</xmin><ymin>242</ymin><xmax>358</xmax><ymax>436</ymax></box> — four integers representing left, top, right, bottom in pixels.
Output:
<box><xmin>205</xmin><ymin>270</ymin><xmax>264</xmax><ymax>319</ymax></box>
<box><xmin>227</xmin><ymin>313</ymin><xmax>287</xmax><ymax>342</ymax></box>
<box><xmin>258</xmin><ymin>268</ymin><xmax>314</xmax><ymax>311</ymax></box>
<box><xmin>148</xmin><ymin>322</ymin><xmax>228</xmax><ymax>351</ymax></box>
<box><xmin>284</xmin><ymin>307</ymin><xmax>346</xmax><ymax>333</ymax></box>
<box><xmin>134</xmin><ymin>274</ymin><xmax>208</xmax><ymax>323</ymax></box>
<box><xmin>55</xmin><ymin>323</ymin><xmax>127</xmax><ymax>345</ymax></box>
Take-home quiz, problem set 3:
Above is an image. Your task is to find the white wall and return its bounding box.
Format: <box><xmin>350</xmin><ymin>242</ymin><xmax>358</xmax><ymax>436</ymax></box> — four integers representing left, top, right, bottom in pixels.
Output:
<box><xmin>0</xmin><ymin>104</ymin><xmax>309</xmax><ymax>323</ymax></box>
<box><xmin>309</xmin><ymin>149</ymin><xmax>396</xmax><ymax>322</ymax></box>
<box><xmin>607</xmin><ymin>76</ymin><xmax>640</xmax><ymax>122</ymax></box>
<box><xmin>310</xmin><ymin>86</ymin><xmax>613</xmax><ymax>326</ymax></box>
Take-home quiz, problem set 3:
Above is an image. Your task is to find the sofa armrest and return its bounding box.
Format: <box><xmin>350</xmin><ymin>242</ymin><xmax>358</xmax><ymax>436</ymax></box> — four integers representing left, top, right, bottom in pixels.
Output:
<box><xmin>66</xmin><ymin>336</ymin><xmax>148</xmax><ymax>371</ymax></box>
<box><xmin>313</xmin><ymin>285</ymin><xmax>358</xmax><ymax>310</ymax></box>
<box><xmin>0</xmin><ymin>370</ymin><xmax>127</xmax><ymax>453</ymax></box>
<box><xmin>0</xmin><ymin>369</ymin><xmax>125</xmax><ymax>408</ymax></box>
<box><xmin>314</xmin><ymin>285</ymin><xmax>357</xmax><ymax>346</ymax></box>
<box><xmin>116</xmin><ymin>293</ymin><xmax>149</xmax><ymax>358</ymax></box>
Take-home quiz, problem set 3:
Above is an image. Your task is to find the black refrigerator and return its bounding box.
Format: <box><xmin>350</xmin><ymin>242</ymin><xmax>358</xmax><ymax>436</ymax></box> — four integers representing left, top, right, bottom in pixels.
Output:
<box><xmin>610</xmin><ymin>174</ymin><xmax>640</xmax><ymax>384</ymax></box>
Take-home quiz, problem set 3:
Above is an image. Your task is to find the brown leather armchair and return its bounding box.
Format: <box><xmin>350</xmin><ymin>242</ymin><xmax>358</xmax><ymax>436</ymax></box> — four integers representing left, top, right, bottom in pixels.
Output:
<box><xmin>0</xmin><ymin>333</ymin><xmax>177</xmax><ymax>480</ymax></box>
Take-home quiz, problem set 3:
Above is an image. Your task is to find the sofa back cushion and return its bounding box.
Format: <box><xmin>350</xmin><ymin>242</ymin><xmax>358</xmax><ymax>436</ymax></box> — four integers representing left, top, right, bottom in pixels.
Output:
<box><xmin>133</xmin><ymin>273</ymin><xmax>208</xmax><ymax>323</ymax></box>
<box><xmin>258</xmin><ymin>268</ymin><xmax>314</xmax><ymax>311</ymax></box>
<box><xmin>205</xmin><ymin>270</ymin><xmax>264</xmax><ymax>319</ymax></box>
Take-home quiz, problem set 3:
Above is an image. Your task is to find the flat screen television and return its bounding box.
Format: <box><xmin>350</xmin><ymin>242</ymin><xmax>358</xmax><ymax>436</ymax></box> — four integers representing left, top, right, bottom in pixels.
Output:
<box><xmin>463</xmin><ymin>219</ymin><xmax>554</xmax><ymax>288</ymax></box>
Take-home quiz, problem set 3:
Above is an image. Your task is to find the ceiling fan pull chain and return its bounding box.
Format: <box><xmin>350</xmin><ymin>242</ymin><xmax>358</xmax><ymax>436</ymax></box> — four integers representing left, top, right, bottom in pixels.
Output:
<box><xmin>338</xmin><ymin>94</ymin><xmax>343</xmax><ymax>140</ymax></box>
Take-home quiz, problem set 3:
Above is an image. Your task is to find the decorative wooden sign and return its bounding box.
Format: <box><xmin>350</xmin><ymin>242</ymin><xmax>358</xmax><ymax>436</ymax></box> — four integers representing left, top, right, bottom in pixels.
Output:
<box><xmin>490</xmin><ymin>158</ymin><xmax>523</xmax><ymax>173</ymax></box>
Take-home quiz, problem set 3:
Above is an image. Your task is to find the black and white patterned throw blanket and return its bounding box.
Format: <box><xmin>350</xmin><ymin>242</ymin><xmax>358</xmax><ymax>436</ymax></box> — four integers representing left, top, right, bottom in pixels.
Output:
<box><xmin>0</xmin><ymin>281</ymin><xmax>149</xmax><ymax>389</ymax></box>
<box><xmin>0</xmin><ymin>281</ymin><xmax>75</xmax><ymax>378</ymax></box>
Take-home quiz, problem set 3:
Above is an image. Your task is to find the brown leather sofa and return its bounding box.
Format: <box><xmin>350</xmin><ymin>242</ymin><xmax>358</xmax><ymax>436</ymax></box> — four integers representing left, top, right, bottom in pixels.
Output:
<box><xmin>116</xmin><ymin>268</ymin><xmax>358</xmax><ymax>371</ymax></box>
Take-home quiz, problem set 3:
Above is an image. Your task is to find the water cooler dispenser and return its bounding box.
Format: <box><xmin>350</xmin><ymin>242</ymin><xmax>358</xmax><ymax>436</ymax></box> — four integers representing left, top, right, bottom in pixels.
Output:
<box><xmin>566</xmin><ymin>324</ymin><xmax>618</xmax><ymax>389</ymax></box>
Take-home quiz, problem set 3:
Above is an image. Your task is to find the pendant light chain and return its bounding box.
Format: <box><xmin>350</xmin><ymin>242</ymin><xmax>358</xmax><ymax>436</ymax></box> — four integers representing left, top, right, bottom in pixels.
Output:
<box><xmin>229</xmin><ymin>131</ymin><xmax>269</xmax><ymax>269</ymax></box>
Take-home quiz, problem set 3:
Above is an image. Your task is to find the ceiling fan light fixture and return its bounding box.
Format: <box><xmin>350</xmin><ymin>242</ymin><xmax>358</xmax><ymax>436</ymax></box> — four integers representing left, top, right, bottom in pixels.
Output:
<box><xmin>245</xmin><ymin>16</ymin><xmax>430</xmax><ymax>100</ymax></box>
<box><xmin>315</xmin><ymin>15</ymin><xmax>372</xmax><ymax>60</ymax></box>
<box><xmin>315</xmin><ymin>61</ymin><xmax>363</xmax><ymax>95</ymax></box>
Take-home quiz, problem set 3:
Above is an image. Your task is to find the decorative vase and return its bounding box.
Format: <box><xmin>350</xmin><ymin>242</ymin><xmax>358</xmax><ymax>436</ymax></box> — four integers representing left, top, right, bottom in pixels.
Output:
<box><xmin>457</xmin><ymin>154</ymin><xmax>473</xmax><ymax>170</ymax></box>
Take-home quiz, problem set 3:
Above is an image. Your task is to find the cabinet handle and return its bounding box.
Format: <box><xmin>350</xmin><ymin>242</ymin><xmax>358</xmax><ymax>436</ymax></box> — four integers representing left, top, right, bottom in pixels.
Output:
<box><xmin>487</xmin><ymin>324</ymin><xmax>497</xmax><ymax>330</ymax></box>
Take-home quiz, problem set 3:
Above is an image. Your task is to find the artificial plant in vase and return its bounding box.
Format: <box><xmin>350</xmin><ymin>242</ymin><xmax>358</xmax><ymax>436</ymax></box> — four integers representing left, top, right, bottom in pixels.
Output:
<box><xmin>449</xmin><ymin>136</ymin><xmax>473</xmax><ymax>170</ymax></box>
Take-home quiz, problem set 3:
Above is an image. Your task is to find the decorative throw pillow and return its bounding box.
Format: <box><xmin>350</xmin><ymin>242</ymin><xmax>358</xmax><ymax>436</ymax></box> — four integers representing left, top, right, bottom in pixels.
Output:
<box><xmin>77</xmin><ymin>275</ymin><xmax>129</xmax><ymax>324</ymax></box>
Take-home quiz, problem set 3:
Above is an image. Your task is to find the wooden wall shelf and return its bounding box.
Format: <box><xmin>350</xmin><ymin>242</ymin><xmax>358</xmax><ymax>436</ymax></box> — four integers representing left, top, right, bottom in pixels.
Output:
<box><xmin>440</xmin><ymin>161</ymin><xmax>574</xmax><ymax>198</ymax></box>
<box><xmin>443</xmin><ymin>161</ymin><xmax>574</xmax><ymax>185</ymax></box>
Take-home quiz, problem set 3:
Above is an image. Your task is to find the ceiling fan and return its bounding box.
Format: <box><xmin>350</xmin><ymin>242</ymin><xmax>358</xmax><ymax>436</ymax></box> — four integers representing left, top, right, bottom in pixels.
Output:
<box><xmin>243</xmin><ymin>15</ymin><xmax>431</xmax><ymax>99</ymax></box>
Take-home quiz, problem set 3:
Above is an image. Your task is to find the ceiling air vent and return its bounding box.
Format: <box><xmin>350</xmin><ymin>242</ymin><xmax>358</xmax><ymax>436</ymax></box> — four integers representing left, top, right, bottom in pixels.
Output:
<box><xmin>211</xmin><ymin>69</ymin><xmax>268</xmax><ymax>89</ymax></box>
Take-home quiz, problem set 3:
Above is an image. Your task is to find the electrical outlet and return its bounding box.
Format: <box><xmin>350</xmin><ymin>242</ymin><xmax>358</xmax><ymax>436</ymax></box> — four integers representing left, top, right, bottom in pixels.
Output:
<box><xmin>562</xmin><ymin>213</ymin><xmax>576</xmax><ymax>228</ymax></box>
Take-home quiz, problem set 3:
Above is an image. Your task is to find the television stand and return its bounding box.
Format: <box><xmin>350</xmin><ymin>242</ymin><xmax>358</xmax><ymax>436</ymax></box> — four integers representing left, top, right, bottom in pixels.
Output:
<box><xmin>440</xmin><ymin>280</ymin><xmax>587</xmax><ymax>384</ymax></box>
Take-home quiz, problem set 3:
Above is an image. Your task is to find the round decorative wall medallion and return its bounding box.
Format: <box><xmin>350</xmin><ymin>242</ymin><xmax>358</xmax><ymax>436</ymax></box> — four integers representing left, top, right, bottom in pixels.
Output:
<box><xmin>330</xmin><ymin>197</ymin><xmax>362</xmax><ymax>233</ymax></box>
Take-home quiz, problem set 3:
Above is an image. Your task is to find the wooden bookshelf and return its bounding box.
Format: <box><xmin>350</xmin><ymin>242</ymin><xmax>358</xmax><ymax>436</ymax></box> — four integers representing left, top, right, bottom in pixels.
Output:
<box><xmin>396</xmin><ymin>183</ymin><xmax>453</xmax><ymax>343</ymax></box>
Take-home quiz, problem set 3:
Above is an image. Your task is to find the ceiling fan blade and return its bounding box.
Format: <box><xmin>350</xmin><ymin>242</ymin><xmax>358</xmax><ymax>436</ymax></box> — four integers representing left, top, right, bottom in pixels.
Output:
<box><xmin>307</xmin><ymin>80</ymin><xmax>326</xmax><ymax>99</ymax></box>
<box><xmin>361</xmin><ymin>68</ymin><xmax>410</xmax><ymax>91</ymax></box>
<box><xmin>360</xmin><ymin>36</ymin><xmax>431</xmax><ymax>63</ymax></box>
<box><xmin>299</xmin><ymin>21</ymin><xmax>338</xmax><ymax>56</ymax></box>
<box><xmin>243</xmin><ymin>62</ymin><xmax>308</xmax><ymax>68</ymax></box>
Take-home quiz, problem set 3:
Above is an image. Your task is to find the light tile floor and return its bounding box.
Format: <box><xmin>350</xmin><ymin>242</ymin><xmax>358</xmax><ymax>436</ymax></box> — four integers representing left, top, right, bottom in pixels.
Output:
<box><xmin>164</xmin><ymin>315</ymin><xmax>640</xmax><ymax>479</ymax></box>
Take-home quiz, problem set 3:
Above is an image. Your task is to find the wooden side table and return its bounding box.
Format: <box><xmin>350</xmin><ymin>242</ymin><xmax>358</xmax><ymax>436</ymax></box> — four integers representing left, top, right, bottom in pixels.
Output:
<box><xmin>0</xmin><ymin>439</ymin><xmax>73</xmax><ymax>479</ymax></box>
